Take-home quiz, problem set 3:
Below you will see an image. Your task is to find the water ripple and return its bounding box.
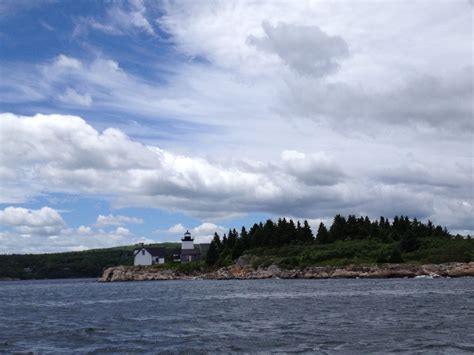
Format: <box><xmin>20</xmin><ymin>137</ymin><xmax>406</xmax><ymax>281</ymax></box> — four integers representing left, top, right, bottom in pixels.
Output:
<box><xmin>0</xmin><ymin>277</ymin><xmax>473</xmax><ymax>353</ymax></box>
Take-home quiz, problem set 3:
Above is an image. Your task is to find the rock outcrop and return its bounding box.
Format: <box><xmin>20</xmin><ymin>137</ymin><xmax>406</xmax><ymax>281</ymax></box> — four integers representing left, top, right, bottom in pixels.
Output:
<box><xmin>98</xmin><ymin>262</ymin><xmax>474</xmax><ymax>282</ymax></box>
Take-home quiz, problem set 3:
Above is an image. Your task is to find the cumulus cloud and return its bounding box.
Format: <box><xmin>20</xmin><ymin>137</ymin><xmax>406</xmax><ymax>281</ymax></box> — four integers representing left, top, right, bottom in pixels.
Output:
<box><xmin>96</xmin><ymin>214</ymin><xmax>144</xmax><ymax>227</ymax></box>
<box><xmin>248</xmin><ymin>22</ymin><xmax>349</xmax><ymax>77</ymax></box>
<box><xmin>167</xmin><ymin>223</ymin><xmax>186</xmax><ymax>234</ymax></box>
<box><xmin>0</xmin><ymin>206</ymin><xmax>65</xmax><ymax>236</ymax></box>
<box><xmin>0</xmin><ymin>113</ymin><xmax>349</xmax><ymax>219</ymax></box>
<box><xmin>1</xmin><ymin>113</ymin><xmax>471</xmax><ymax>234</ymax></box>
<box><xmin>193</xmin><ymin>222</ymin><xmax>226</xmax><ymax>237</ymax></box>
<box><xmin>115</xmin><ymin>226</ymin><xmax>130</xmax><ymax>236</ymax></box>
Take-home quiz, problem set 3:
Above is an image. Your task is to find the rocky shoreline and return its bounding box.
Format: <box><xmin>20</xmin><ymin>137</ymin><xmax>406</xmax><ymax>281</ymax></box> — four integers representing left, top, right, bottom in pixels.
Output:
<box><xmin>98</xmin><ymin>261</ymin><xmax>474</xmax><ymax>282</ymax></box>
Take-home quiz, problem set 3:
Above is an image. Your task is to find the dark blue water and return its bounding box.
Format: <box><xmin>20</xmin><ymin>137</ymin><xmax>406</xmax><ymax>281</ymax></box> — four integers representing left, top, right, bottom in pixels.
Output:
<box><xmin>0</xmin><ymin>278</ymin><xmax>473</xmax><ymax>353</ymax></box>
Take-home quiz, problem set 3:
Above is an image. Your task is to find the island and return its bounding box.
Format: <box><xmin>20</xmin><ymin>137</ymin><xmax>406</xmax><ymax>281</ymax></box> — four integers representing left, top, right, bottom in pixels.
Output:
<box><xmin>99</xmin><ymin>214</ymin><xmax>474</xmax><ymax>282</ymax></box>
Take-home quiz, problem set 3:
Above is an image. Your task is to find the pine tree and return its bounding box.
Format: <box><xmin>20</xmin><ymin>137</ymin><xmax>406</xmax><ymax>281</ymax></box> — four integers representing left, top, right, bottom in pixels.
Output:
<box><xmin>302</xmin><ymin>220</ymin><xmax>314</xmax><ymax>242</ymax></box>
<box><xmin>316</xmin><ymin>222</ymin><xmax>330</xmax><ymax>243</ymax></box>
<box><xmin>227</xmin><ymin>228</ymin><xmax>237</xmax><ymax>248</ymax></box>
<box><xmin>206</xmin><ymin>241</ymin><xmax>219</xmax><ymax>265</ymax></box>
<box><xmin>240</xmin><ymin>226</ymin><xmax>250</xmax><ymax>249</ymax></box>
<box><xmin>212</xmin><ymin>232</ymin><xmax>222</xmax><ymax>252</ymax></box>
<box><xmin>329</xmin><ymin>214</ymin><xmax>346</xmax><ymax>241</ymax></box>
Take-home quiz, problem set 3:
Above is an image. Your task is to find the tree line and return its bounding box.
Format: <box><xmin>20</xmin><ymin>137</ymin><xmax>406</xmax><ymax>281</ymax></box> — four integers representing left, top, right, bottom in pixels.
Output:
<box><xmin>206</xmin><ymin>214</ymin><xmax>459</xmax><ymax>266</ymax></box>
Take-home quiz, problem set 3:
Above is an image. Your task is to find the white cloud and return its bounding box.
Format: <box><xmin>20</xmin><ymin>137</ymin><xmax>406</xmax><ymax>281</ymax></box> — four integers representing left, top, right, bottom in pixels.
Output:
<box><xmin>0</xmin><ymin>206</ymin><xmax>64</xmax><ymax>227</ymax></box>
<box><xmin>58</xmin><ymin>87</ymin><xmax>92</xmax><ymax>107</ymax></box>
<box><xmin>54</xmin><ymin>54</ymin><xmax>82</xmax><ymax>69</ymax></box>
<box><xmin>0</xmin><ymin>206</ymin><xmax>65</xmax><ymax>236</ymax></box>
<box><xmin>77</xmin><ymin>225</ymin><xmax>92</xmax><ymax>235</ymax></box>
<box><xmin>193</xmin><ymin>222</ymin><xmax>226</xmax><ymax>236</ymax></box>
<box><xmin>74</xmin><ymin>0</ymin><xmax>155</xmax><ymax>36</ymax></box>
<box><xmin>0</xmin><ymin>206</ymin><xmax>152</xmax><ymax>254</ymax></box>
<box><xmin>115</xmin><ymin>226</ymin><xmax>130</xmax><ymax>236</ymax></box>
<box><xmin>0</xmin><ymin>113</ymin><xmax>349</xmax><ymax>218</ymax></box>
<box><xmin>0</xmin><ymin>112</ymin><xmax>472</xmax><ymax>234</ymax></box>
<box><xmin>96</xmin><ymin>214</ymin><xmax>144</xmax><ymax>227</ymax></box>
<box><xmin>167</xmin><ymin>223</ymin><xmax>186</xmax><ymax>234</ymax></box>
<box><xmin>0</xmin><ymin>227</ymin><xmax>153</xmax><ymax>254</ymax></box>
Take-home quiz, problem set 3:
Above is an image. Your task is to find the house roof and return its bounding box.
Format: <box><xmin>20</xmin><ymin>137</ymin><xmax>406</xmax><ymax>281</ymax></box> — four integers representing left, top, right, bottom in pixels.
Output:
<box><xmin>135</xmin><ymin>247</ymin><xmax>166</xmax><ymax>257</ymax></box>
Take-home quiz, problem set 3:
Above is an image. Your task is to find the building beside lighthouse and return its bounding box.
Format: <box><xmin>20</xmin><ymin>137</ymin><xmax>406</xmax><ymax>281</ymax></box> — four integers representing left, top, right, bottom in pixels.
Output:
<box><xmin>133</xmin><ymin>243</ymin><xmax>166</xmax><ymax>266</ymax></box>
<box><xmin>179</xmin><ymin>230</ymin><xmax>210</xmax><ymax>262</ymax></box>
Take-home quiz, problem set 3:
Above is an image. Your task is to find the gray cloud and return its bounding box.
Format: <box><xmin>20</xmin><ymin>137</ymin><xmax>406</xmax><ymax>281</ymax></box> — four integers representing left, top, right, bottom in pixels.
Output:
<box><xmin>248</xmin><ymin>22</ymin><xmax>349</xmax><ymax>77</ymax></box>
<box><xmin>279</xmin><ymin>66</ymin><xmax>473</xmax><ymax>132</ymax></box>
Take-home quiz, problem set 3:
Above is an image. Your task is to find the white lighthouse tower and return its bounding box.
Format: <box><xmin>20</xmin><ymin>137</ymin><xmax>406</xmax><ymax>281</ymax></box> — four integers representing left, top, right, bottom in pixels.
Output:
<box><xmin>181</xmin><ymin>230</ymin><xmax>194</xmax><ymax>250</ymax></box>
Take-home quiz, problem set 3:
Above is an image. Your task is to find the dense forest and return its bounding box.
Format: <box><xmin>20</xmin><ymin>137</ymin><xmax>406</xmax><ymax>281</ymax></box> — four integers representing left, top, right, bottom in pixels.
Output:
<box><xmin>205</xmin><ymin>215</ymin><xmax>473</xmax><ymax>268</ymax></box>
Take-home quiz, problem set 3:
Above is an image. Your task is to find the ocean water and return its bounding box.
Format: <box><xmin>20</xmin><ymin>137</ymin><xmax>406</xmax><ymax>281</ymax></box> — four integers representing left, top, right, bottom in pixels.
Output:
<box><xmin>0</xmin><ymin>278</ymin><xmax>473</xmax><ymax>353</ymax></box>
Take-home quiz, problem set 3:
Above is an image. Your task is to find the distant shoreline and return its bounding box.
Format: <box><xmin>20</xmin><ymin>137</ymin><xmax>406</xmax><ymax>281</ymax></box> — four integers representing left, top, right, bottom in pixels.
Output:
<box><xmin>98</xmin><ymin>262</ymin><xmax>474</xmax><ymax>282</ymax></box>
<box><xmin>0</xmin><ymin>276</ymin><xmax>97</xmax><ymax>282</ymax></box>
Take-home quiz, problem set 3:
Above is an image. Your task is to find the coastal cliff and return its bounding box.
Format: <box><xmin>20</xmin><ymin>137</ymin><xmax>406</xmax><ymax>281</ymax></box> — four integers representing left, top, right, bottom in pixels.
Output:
<box><xmin>98</xmin><ymin>261</ymin><xmax>474</xmax><ymax>282</ymax></box>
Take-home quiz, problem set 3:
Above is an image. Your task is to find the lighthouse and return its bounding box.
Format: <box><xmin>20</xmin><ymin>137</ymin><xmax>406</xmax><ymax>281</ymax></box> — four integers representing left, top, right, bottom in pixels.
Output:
<box><xmin>181</xmin><ymin>230</ymin><xmax>194</xmax><ymax>250</ymax></box>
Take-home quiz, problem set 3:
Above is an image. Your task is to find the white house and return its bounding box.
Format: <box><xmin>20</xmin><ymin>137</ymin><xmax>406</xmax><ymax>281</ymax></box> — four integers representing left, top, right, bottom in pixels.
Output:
<box><xmin>134</xmin><ymin>245</ymin><xmax>166</xmax><ymax>266</ymax></box>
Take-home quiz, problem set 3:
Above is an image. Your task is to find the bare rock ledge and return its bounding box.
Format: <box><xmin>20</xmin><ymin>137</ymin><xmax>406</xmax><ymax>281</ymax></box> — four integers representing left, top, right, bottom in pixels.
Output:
<box><xmin>98</xmin><ymin>262</ymin><xmax>474</xmax><ymax>282</ymax></box>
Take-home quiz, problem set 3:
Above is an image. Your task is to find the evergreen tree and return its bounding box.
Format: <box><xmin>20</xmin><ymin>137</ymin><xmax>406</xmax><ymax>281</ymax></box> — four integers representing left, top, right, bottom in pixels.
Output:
<box><xmin>346</xmin><ymin>215</ymin><xmax>358</xmax><ymax>240</ymax></box>
<box><xmin>302</xmin><ymin>220</ymin><xmax>314</xmax><ymax>242</ymax></box>
<box><xmin>296</xmin><ymin>221</ymin><xmax>303</xmax><ymax>242</ymax></box>
<box><xmin>212</xmin><ymin>232</ymin><xmax>222</xmax><ymax>252</ymax></box>
<box><xmin>227</xmin><ymin>228</ymin><xmax>237</xmax><ymax>248</ymax></box>
<box><xmin>316</xmin><ymin>222</ymin><xmax>330</xmax><ymax>243</ymax></box>
<box><xmin>288</xmin><ymin>219</ymin><xmax>297</xmax><ymax>243</ymax></box>
<box><xmin>206</xmin><ymin>241</ymin><xmax>219</xmax><ymax>265</ymax></box>
<box><xmin>329</xmin><ymin>214</ymin><xmax>346</xmax><ymax>241</ymax></box>
<box><xmin>240</xmin><ymin>226</ymin><xmax>250</xmax><ymax>250</ymax></box>
<box><xmin>263</xmin><ymin>219</ymin><xmax>275</xmax><ymax>246</ymax></box>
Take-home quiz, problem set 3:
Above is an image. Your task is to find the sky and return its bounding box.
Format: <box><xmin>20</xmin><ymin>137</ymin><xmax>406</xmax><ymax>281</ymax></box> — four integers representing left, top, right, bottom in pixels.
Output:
<box><xmin>0</xmin><ymin>0</ymin><xmax>472</xmax><ymax>254</ymax></box>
